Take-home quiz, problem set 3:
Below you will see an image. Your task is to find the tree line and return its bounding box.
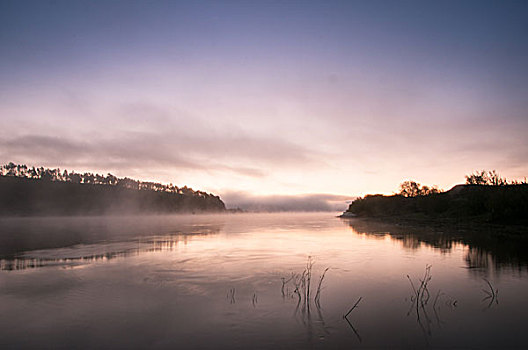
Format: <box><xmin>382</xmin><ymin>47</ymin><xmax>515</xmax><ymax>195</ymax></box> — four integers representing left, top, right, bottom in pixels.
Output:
<box><xmin>344</xmin><ymin>170</ymin><xmax>528</xmax><ymax>225</ymax></box>
<box><xmin>398</xmin><ymin>181</ymin><xmax>441</xmax><ymax>197</ymax></box>
<box><xmin>0</xmin><ymin>162</ymin><xmax>210</xmax><ymax>198</ymax></box>
<box><xmin>465</xmin><ymin>170</ymin><xmax>526</xmax><ymax>186</ymax></box>
<box><xmin>397</xmin><ymin>170</ymin><xmax>526</xmax><ymax>198</ymax></box>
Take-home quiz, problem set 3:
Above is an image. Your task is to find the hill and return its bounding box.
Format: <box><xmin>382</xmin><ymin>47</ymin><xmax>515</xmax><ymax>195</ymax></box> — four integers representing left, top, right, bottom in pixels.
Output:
<box><xmin>0</xmin><ymin>163</ymin><xmax>225</xmax><ymax>216</ymax></box>
<box><xmin>343</xmin><ymin>184</ymin><xmax>528</xmax><ymax>226</ymax></box>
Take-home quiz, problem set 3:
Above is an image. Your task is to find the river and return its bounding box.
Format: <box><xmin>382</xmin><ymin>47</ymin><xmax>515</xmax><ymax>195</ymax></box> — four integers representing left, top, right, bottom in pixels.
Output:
<box><xmin>1</xmin><ymin>212</ymin><xmax>527</xmax><ymax>349</ymax></box>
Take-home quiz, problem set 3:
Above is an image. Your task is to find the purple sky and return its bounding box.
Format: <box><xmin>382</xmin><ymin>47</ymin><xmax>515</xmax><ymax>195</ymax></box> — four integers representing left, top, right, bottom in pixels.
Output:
<box><xmin>1</xmin><ymin>0</ymin><xmax>527</xmax><ymax>208</ymax></box>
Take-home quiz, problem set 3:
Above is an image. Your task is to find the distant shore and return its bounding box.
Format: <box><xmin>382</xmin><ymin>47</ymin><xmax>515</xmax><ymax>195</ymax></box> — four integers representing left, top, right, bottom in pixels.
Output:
<box><xmin>0</xmin><ymin>176</ymin><xmax>225</xmax><ymax>216</ymax></box>
<box><xmin>340</xmin><ymin>184</ymin><xmax>528</xmax><ymax>235</ymax></box>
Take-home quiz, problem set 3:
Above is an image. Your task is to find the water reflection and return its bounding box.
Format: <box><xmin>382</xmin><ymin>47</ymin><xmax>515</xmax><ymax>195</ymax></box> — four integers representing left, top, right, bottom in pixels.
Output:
<box><xmin>405</xmin><ymin>265</ymin><xmax>458</xmax><ymax>341</ymax></box>
<box><xmin>0</xmin><ymin>215</ymin><xmax>224</xmax><ymax>258</ymax></box>
<box><xmin>342</xmin><ymin>218</ymin><xmax>528</xmax><ymax>273</ymax></box>
<box><xmin>278</xmin><ymin>257</ymin><xmax>333</xmax><ymax>342</ymax></box>
<box><xmin>0</xmin><ymin>235</ymin><xmax>219</xmax><ymax>270</ymax></box>
<box><xmin>1</xmin><ymin>213</ymin><xmax>528</xmax><ymax>349</ymax></box>
<box><xmin>342</xmin><ymin>297</ymin><xmax>362</xmax><ymax>342</ymax></box>
<box><xmin>3</xmin><ymin>215</ymin><xmax>527</xmax><ymax>276</ymax></box>
<box><xmin>0</xmin><ymin>215</ymin><xmax>222</xmax><ymax>270</ymax></box>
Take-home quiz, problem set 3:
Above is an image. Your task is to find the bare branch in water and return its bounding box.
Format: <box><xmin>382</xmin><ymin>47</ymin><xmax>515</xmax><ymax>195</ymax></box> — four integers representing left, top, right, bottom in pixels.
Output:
<box><xmin>344</xmin><ymin>314</ymin><xmax>362</xmax><ymax>343</ymax></box>
<box><xmin>343</xmin><ymin>297</ymin><xmax>363</xmax><ymax>318</ymax></box>
<box><xmin>315</xmin><ymin>267</ymin><xmax>330</xmax><ymax>306</ymax></box>
<box><xmin>482</xmin><ymin>278</ymin><xmax>499</xmax><ymax>308</ymax></box>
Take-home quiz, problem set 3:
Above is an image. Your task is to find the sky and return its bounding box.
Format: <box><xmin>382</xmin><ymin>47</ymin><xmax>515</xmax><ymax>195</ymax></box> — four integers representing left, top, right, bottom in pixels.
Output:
<box><xmin>1</xmin><ymin>0</ymin><xmax>527</xmax><ymax>209</ymax></box>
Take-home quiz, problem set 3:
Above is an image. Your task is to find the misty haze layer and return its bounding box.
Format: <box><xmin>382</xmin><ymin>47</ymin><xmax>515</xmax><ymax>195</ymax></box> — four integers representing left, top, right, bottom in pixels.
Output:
<box><xmin>0</xmin><ymin>176</ymin><xmax>225</xmax><ymax>216</ymax></box>
<box><xmin>221</xmin><ymin>192</ymin><xmax>352</xmax><ymax>212</ymax></box>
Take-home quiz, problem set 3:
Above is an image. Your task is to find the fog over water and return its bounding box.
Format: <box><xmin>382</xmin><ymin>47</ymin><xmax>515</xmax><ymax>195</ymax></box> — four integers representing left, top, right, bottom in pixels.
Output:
<box><xmin>220</xmin><ymin>192</ymin><xmax>353</xmax><ymax>212</ymax></box>
<box><xmin>1</xmin><ymin>213</ymin><xmax>527</xmax><ymax>349</ymax></box>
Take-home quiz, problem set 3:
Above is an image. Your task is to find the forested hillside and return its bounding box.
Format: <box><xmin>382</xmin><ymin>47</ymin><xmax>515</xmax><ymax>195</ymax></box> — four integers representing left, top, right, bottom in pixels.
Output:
<box><xmin>345</xmin><ymin>184</ymin><xmax>528</xmax><ymax>225</ymax></box>
<box><xmin>0</xmin><ymin>163</ymin><xmax>225</xmax><ymax>215</ymax></box>
<box><xmin>344</xmin><ymin>171</ymin><xmax>528</xmax><ymax>226</ymax></box>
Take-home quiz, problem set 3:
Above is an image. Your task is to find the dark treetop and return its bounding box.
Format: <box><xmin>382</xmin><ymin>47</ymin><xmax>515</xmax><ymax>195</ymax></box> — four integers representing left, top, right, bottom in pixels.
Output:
<box><xmin>0</xmin><ymin>162</ymin><xmax>225</xmax><ymax>216</ymax></box>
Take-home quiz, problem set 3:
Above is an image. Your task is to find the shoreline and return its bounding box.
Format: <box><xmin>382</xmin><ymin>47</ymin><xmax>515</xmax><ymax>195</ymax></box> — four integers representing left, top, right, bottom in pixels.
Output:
<box><xmin>339</xmin><ymin>213</ymin><xmax>528</xmax><ymax>238</ymax></box>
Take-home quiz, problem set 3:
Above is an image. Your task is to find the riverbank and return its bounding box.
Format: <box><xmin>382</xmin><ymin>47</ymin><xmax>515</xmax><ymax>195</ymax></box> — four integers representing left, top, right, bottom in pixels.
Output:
<box><xmin>341</xmin><ymin>214</ymin><xmax>528</xmax><ymax>238</ymax></box>
<box><xmin>0</xmin><ymin>176</ymin><xmax>225</xmax><ymax>216</ymax></box>
<box><xmin>342</xmin><ymin>184</ymin><xmax>528</xmax><ymax>230</ymax></box>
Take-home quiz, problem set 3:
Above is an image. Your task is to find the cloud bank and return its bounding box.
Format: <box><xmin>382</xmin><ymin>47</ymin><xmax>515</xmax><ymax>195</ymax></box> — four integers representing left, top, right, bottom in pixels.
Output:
<box><xmin>220</xmin><ymin>191</ymin><xmax>354</xmax><ymax>212</ymax></box>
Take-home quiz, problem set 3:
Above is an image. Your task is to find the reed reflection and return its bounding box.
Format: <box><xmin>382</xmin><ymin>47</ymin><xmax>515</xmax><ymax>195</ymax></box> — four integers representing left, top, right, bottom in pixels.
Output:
<box><xmin>405</xmin><ymin>265</ymin><xmax>458</xmax><ymax>341</ymax></box>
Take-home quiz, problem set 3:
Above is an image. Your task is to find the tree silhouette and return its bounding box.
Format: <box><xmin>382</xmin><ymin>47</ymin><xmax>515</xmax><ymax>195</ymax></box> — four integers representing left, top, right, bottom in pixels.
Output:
<box><xmin>0</xmin><ymin>162</ymin><xmax>222</xmax><ymax>200</ymax></box>
<box><xmin>399</xmin><ymin>181</ymin><xmax>441</xmax><ymax>197</ymax></box>
<box><xmin>0</xmin><ymin>162</ymin><xmax>226</xmax><ymax>214</ymax></box>
<box><xmin>399</xmin><ymin>181</ymin><xmax>422</xmax><ymax>197</ymax></box>
<box><xmin>465</xmin><ymin>170</ymin><xmax>508</xmax><ymax>186</ymax></box>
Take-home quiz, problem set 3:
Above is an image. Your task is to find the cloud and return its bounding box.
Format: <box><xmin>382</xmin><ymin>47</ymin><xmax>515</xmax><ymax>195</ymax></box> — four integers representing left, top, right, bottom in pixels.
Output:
<box><xmin>0</xmin><ymin>134</ymin><xmax>200</xmax><ymax>170</ymax></box>
<box><xmin>220</xmin><ymin>191</ymin><xmax>354</xmax><ymax>212</ymax></box>
<box><xmin>0</xmin><ymin>130</ymin><xmax>319</xmax><ymax>178</ymax></box>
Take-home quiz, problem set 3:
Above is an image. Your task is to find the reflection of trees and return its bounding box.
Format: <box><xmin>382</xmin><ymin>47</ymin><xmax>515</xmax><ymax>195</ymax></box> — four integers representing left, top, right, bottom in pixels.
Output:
<box><xmin>1</xmin><ymin>226</ymin><xmax>222</xmax><ymax>271</ymax></box>
<box><xmin>465</xmin><ymin>247</ymin><xmax>492</xmax><ymax>269</ymax></box>
<box><xmin>343</xmin><ymin>218</ymin><xmax>528</xmax><ymax>273</ymax></box>
<box><xmin>345</xmin><ymin>219</ymin><xmax>456</xmax><ymax>252</ymax></box>
<box><xmin>400</xmin><ymin>235</ymin><xmax>422</xmax><ymax>250</ymax></box>
<box><xmin>463</xmin><ymin>241</ymin><xmax>528</xmax><ymax>274</ymax></box>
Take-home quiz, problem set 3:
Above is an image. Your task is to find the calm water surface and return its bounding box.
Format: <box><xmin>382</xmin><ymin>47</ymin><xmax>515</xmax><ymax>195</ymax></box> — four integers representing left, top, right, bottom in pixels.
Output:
<box><xmin>1</xmin><ymin>213</ymin><xmax>527</xmax><ymax>349</ymax></box>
